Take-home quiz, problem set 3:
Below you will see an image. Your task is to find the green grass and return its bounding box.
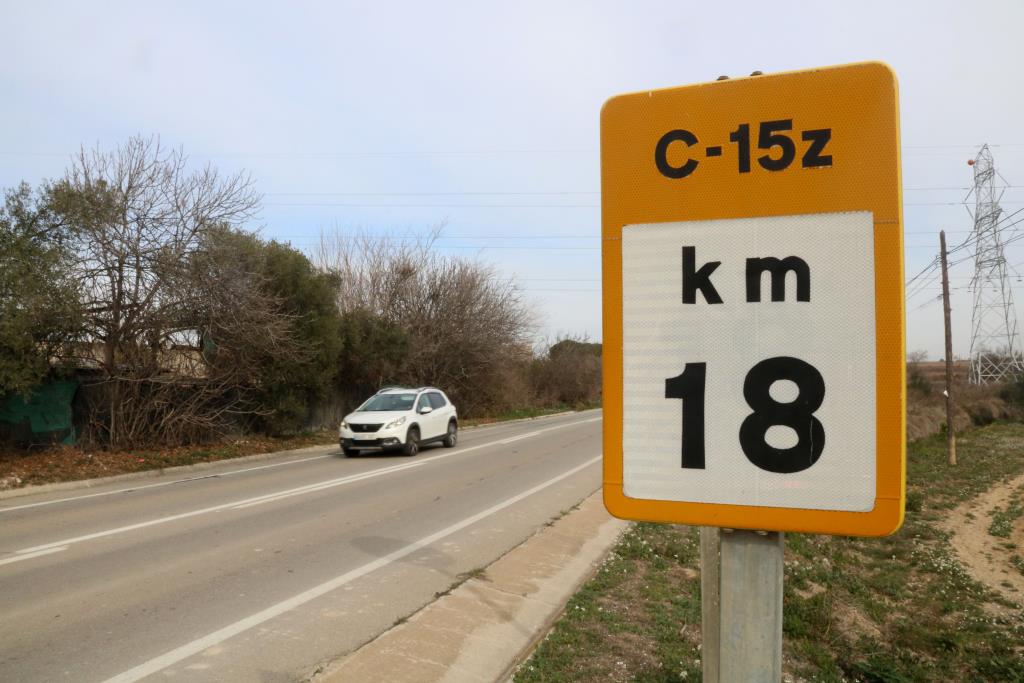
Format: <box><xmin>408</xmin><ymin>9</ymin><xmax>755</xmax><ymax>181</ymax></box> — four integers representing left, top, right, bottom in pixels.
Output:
<box><xmin>989</xmin><ymin>489</ymin><xmax>1024</xmax><ymax>538</ymax></box>
<box><xmin>515</xmin><ymin>422</ymin><xmax>1024</xmax><ymax>682</ymax></box>
<box><xmin>515</xmin><ymin>522</ymin><xmax>703</xmax><ymax>682</ymax></box>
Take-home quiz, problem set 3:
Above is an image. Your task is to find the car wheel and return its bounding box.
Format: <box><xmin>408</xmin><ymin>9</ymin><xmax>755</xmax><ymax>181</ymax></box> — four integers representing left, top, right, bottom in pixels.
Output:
<box><xmin>342</xmin><ymin>447</ymin><xmax>359</xmax><ymax>457</ymax></box>
<box><xmin>403</xmin><ymin>427</ymin><xmax>420</xmax><ymax>456</ymax></box>
<box><xmin>443</xmin><ymin>421</ymin><xmax>457</xmax><ymax>448</ymax></box>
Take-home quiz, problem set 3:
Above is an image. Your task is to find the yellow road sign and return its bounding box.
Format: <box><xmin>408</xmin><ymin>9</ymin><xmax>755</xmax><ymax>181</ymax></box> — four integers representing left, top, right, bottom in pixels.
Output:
<box><xmin>601</xmin><ymin>62</ymin><xmax>905</xmax><ymax>536</ymax></box>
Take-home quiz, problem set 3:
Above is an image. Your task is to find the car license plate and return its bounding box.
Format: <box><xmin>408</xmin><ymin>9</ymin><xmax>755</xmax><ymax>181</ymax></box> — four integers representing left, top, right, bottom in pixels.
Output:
<box><xmin>354</xmin><ymin>434</ymin><xmax>373</xmax><ymax>441</ymax></box>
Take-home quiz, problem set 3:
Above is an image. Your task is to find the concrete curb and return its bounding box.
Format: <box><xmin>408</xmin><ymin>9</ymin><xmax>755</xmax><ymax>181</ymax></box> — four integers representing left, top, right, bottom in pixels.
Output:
<box><xmin>311</xmin><ymin>490</ymin><xmax>629</xmax><ymax>683</ymax></box>
<box><xmin>0</xmin><ymin>443</ymin><xmax>338</xmax><ymax>502</ymax></box>
<box><xmin>0</xmin><ymin>409</ymin><xmax>597</xmax><ymax>502</ymax></box>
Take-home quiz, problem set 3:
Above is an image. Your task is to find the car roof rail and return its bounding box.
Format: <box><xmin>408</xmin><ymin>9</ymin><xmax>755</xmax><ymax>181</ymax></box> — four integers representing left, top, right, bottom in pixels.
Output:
<box><xmin>376</xmin><ymin>385</ymin><xmax>412</xmax><ymax>394</ymax></box>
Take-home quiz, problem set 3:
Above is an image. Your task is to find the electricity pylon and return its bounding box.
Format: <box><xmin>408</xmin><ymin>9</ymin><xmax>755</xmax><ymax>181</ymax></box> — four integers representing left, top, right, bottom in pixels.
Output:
<box><xmin>968</xmin><ymin>144</ymin><xmax>1024</xmax><ymax>383</ymax></box>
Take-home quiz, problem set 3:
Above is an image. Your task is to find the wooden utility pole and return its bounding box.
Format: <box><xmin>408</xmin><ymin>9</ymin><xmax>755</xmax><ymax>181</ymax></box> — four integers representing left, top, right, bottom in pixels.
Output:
<box><xmin>940</xmin><ymin>230</ymin><xmax>957</xmax><ymax>465</ymax></box>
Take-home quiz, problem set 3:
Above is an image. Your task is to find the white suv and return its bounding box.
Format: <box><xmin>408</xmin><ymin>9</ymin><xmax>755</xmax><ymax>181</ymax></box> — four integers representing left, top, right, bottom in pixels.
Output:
<box><xmin>338</xmin><ymin>387</ymin><xmax>458</xmax><ymax>457</ymax></box>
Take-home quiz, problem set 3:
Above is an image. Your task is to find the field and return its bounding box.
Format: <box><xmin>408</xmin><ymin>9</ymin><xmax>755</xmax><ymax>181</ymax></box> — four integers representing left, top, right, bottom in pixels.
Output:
<box><xmin>515</xmin><ymin>422</ymin><xmax>1024</xmax><ymax>682</ymax></box>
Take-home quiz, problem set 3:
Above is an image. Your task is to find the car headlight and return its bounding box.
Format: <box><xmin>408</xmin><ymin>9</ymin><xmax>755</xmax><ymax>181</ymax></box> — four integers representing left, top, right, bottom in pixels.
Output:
<box><xmin>385</xmin><ymin>416</ymin><xmax>407</xmax><ymax>429</ymax></box>
<box><xmin>340</xmin><ymin>420</ymin><xmax>349</xmax><ymax>430</ymax></box>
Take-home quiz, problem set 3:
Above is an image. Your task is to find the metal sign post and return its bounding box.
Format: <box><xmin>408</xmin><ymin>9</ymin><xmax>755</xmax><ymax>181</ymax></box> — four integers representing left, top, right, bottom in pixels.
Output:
<box><xmin>700</xmin><ymin>528</ymin><xmax>784</xmax><ymax>683</ymax></box>
<box><xmin>699</xmin><ymin>527</ymin><xmax>721</xmax><ymax>682</ymax></box>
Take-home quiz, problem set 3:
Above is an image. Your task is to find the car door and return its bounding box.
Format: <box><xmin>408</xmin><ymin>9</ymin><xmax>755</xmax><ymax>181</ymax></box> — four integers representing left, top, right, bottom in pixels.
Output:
<box><xmin>415</xmin><ymin>393</ymin><xmax>441</xmax><ymax>440</ymax></box>
<box><xmin>427</xmin><ymin>392</ymin><xmax>452</xmax><ymax>437</ymax></box>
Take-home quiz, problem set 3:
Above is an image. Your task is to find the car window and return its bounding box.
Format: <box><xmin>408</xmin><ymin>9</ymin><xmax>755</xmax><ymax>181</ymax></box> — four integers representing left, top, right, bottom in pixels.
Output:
<box><xmin>357</xmin><ymin>393</ymin><xmax>416</xmax><ymax>411</ymax></box>
<box><xmin>428</xmin><ymin>392</ymin><xmax>446</xmax><ymax>409</ymax></box>
<box><xmin>417</xmin><ymin>394</ymin><xmax>431</xmax><ymax>411</ymax></box>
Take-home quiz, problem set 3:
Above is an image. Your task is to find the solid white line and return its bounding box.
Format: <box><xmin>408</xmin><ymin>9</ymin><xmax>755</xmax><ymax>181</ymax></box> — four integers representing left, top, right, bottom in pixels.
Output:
<box><xmin>101</xmin><ymin>455</ymin><xmax>601</xmax><ymax>683</ymax></box>
<box><xmin>0</xmin><ymin>546</ymin><xmax>67</xmax><ymax>566</ymax></box>
<box><xmin>0</xmin><ymin>454</ymin><xmax>333</xmax><ymax>514</ymax></box>
<box><xmin>14</xmin><ymin>416</ymin><xmax>602</xmax><ymax>554</ymax></box>
<box><xmin>500</xmin><ymin>416</ymin><xmax>601</xmax><ymax>445</ymax></box>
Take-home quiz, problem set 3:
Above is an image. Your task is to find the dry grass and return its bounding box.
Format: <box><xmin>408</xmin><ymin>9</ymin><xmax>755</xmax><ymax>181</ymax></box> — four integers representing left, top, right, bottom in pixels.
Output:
<box><xmin>0</xmin><ymin>432</ymin><xmax>336</xmax><ymax>490</ymax></box>
<box><xmin>906</xmin><ymin>362</ymin><xmax>1021</xmax><ymax>441</ymax></box>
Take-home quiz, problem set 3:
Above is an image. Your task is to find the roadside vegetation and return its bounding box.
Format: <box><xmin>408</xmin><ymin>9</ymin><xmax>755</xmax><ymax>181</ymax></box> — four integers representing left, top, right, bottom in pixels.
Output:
<box><xmin>0</xmin><ymin>136</ymin><xmax>601</xmax><ymax>458</ymax></box>
<box><xmin>515</xmin><ymin>370</ymin><xmax>1024</xmax><ymax>682</ymax></box>
<box><xmin>515</xmin><ymin>422</ymin><xmax>1024</xmax><ymax>683</ymax></box>
<box><xmin>905</xmin><ymin>353</ymin><xmax>1022</xmax><ymax>440</ymax></box>
<box><xmin>0</xmin><ymin>431</ymin><xmax>336</xmax><ymax>490</ymax></box>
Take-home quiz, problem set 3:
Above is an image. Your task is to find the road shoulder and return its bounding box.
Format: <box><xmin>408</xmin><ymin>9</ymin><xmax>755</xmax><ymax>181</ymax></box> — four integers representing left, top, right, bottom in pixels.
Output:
<box><xmin>0</xmin><ymin>410</ymin><xmax>595</xmax><ymax>503</ymax></box>
<box><xmin>311</xmin><ymin>490</ymin><xmax>628</xmax><ymax>683</ymax></box>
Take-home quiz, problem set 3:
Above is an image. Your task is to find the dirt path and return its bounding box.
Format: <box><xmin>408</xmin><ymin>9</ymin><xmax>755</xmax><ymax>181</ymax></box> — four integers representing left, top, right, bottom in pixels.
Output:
<box><xmin>943</xmin><ymin>472</ymin><xmax>1024</xmax><ymax>608</ymax></box>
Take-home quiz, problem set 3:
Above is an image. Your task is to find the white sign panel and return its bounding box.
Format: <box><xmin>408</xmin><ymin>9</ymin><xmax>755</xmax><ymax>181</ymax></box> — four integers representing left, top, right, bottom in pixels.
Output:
<box><xmin>621</xmin><ymin>211</ymin><xmax>876</xmax><ymax>512</ymax></box>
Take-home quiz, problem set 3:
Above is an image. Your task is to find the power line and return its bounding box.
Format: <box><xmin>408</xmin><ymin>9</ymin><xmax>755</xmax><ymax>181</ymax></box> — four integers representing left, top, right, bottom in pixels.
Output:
<box><xmin>266</xmin><ymin>202</ymin><xmax>599</xmax><ymax>208</ymax></box>
<box><xmin>265</xmin><ymin>191</ymin><xmax>600</xmax><ymax>197</ymax></box>
<box><xmin>905</xmin><ymin>201</ymin><xmax>1024</xmax><ymax>207</ymax></box>
<box><xmin>903</xmin><ymin>185</ymin><xmax>1023</xmax><ymax>191</ymax></box>
<box><xmin>6</xmin><ymin>143</ymin><xmax>1024</xmax><ymax>157</ymax></box>
<box><xmin>295</xmin><ymin>241</ymin><xmax>600</xmax><ymax>251</ymax></box>
<box><xmin>947</xmin><ymin>211</ymin><xmax>1024</xmax><ymax>268</ymax></box>
<box><xmin>517</xmin><ymin>289</ymin><xmax>599</xmax><ymax>293</ymax></box>
<box><xmin>266</xmin><ymin>200</ymin><xmax>1024</xmax><ymax>209</ymax></box>
<box><xmin>265</xmin><ymin>186</ymin><xmax>1022</xmax><ymax>197</ymax></box>
<box><xmin>315</xmin><ymin>233</ymin><xmax>599</xmax><ymax>240</ymax></box>
<box><xmin>311</xmin><ymin>230</ymin><xmax>970</xmax><ymax>239</ymax></box>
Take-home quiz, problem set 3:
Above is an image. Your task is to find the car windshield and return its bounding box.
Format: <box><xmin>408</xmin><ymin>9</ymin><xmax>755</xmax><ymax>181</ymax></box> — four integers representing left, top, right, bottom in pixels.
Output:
<box><xmin>357</xmin><ymin>393</ymin><xmax>417</xmax><ymax>412</ymax></box>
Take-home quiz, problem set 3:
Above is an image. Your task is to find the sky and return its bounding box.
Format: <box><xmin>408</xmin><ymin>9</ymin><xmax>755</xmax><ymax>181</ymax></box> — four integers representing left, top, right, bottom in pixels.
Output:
<box><xmin>3</xmin><ymin>0</ymin><xmax>1023</xmax><ymax>358</ymax></box>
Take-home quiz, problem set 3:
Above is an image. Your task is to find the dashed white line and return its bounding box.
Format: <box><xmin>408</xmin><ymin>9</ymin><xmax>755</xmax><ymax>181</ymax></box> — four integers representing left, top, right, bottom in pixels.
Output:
<box><xmin>101</xmin><ymin>455</ymin><xmax>601</xmax><ymax>683</ymax></box>
<box><xmin>8</xmin><ymin>416</ymin><xmax>602</xmax><ymax>556</ymax></box>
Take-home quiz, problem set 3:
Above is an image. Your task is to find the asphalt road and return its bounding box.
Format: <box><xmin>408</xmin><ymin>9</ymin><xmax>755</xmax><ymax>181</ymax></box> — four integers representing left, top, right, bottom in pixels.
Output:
<box><xmin>0</xmin><ymin>410</ymin><xmax>602</xmax><ymax>682</ymax></box>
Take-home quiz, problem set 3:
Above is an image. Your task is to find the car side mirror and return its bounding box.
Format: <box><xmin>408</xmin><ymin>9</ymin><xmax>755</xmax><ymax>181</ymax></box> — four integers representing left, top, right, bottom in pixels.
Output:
<box><xmin>419</xmin><ymin>406</ymin><xmax>433</xmax><ymax>414</ymax></box>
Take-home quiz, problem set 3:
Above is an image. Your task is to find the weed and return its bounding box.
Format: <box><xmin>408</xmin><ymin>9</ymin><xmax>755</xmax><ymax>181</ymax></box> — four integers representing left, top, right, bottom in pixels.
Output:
<box><xmin>516</xmin><ymin>422</ymin><xmax>1024</xmax><ymax>683</ymax></box>
<box><xmin>988</xmin><ymin>491</ymin><xmax>1024</xmax><ymax>538</ymax></box>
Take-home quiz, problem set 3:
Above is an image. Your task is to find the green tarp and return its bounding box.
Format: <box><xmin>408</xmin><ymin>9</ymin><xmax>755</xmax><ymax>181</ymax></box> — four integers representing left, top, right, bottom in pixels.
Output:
<box><xmin>0</xmin><ymin>380</ymin><xmax>77</xmax><ymax>445</ymax></box>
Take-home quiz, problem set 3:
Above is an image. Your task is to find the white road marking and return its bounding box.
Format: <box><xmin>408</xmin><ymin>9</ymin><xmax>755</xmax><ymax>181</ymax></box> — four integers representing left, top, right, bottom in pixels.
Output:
<box><xmin>9</xmin><ymin>416</ymin><xmax>601</xmax><ymax>556</ymax></box>
<box><xmin>0</xmin><ymin>413</ymin><xmax>600</xmax><ymax>515</ymax></box>
<box><xmin>0</xmin><ymin>545</ymin><xmax>67</xmax><ymax>566</ymax></box>
<box><xmin>101</xmin><ymin>455</ymin><xmax>601</xmax><ymax>683</ymax></box>
<box><xmin>500</xmin><ymin>416</ymin><xmax>601</xmax><ymax>445</ymax></box>
<box><xmin>0</xmin><ymin>454</ymin><xmax>333</xmax><ymax>514</ymax></box>
<box><xmin>233</xmin><ymin>417</ymin><xmax>602</xmax><ymax>510</ymax></box>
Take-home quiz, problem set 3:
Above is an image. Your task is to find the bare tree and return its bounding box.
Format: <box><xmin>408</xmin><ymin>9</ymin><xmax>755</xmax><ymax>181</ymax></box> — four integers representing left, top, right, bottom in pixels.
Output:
<box><xmin>315</xmin><ymin>226</ymin><xmax>443</xmax><ymax>317</ymax></box>
<box><xmin>47</xmin><ymin>136</ymin><xmax>274</xmax><ymax>447</ymax></box>
<box><xmin>315</xmin><ymin>228</ymin><xmax>537</xmax><ymax>415</ymax></box>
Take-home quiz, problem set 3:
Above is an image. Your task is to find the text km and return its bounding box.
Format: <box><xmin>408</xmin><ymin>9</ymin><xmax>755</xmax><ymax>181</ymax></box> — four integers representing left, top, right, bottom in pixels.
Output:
<box><xmin>682</xmin><ymin>246</ymin><xmax>810</xmax><ymax>304</ymax></box>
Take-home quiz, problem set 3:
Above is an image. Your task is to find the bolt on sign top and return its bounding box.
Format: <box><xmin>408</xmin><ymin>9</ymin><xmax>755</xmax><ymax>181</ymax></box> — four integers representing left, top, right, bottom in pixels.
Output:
<box><xmin>601</xmin><ymin>62</ymin><xmax>905</xmax><ymax>537</ymax></box>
